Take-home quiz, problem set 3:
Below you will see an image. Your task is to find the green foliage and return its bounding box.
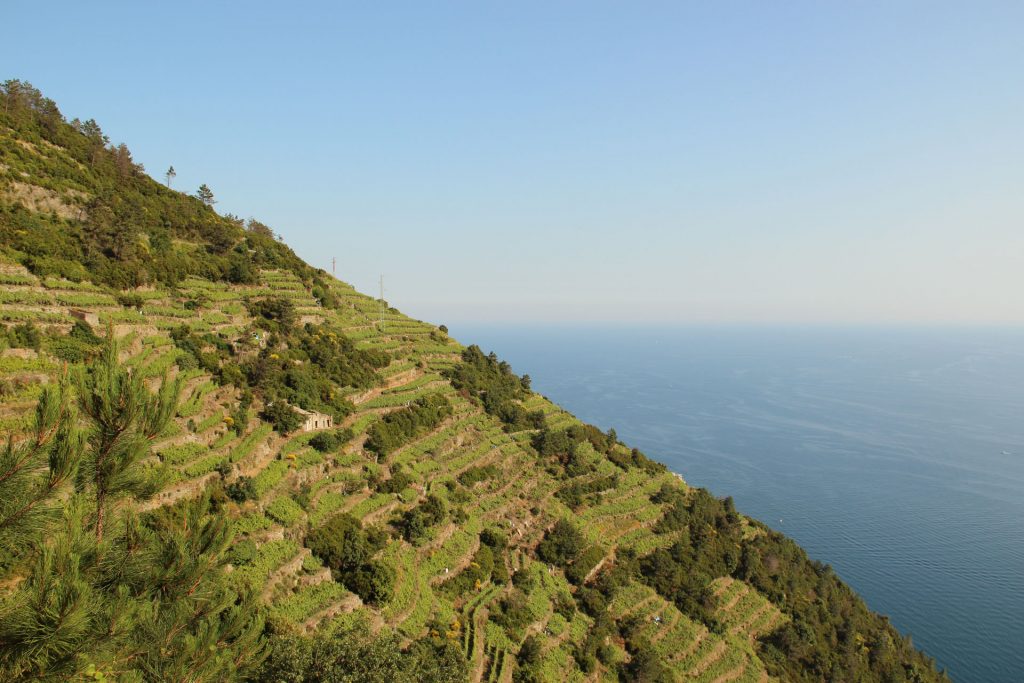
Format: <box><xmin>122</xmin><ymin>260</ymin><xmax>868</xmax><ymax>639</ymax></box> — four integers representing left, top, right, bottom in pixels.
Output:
<box><xmin>226</xmin><ymin>476</ymin><xmax>258</xmax><ymax>503</ymax></box>
<box><xmin>0</xmin><ymin>322</ymin><xmax>41</xmax><ymax>350</ymax></box>
<box><xmin>457</xmin><ymin>464</ymin><xmax>499</xmax><ymax>487</ymax></box>
<box><xmin>241</xmin><ymin>325</ymin><xmax>381</xmax><ymax>422</ymax></box>
<box><xmin>266</xmin><ymin>496</ymin><xmax>305</xmax><ymax>525</ymax></box>
<box><xmin>305</xmin><ymin>513</ymin><xmax>392</xmax><ymax>605</ymax></box>
<box><xmin>393</xmin><ymin>494</ymin><xmax>446</xmax><ymax>544</ymax></box>
<box><xmin>0</xmin><ymin>81</ymin><xmax>317</xmax><ymax>290</ymax></box>
<box><xmin>253</xmin><ymin>618</ymin><xmax>468</xmax><ymax>683</ymax></box>
<box><xmin>488</xmin><ymin>588</ymin><xmax>534</xmax><ymax>640</ymax></box>
<box><xmin>261</xmin><ymin>401</ymin><xmax>304</xmax><ymax>435</ymax></box>
<box><xmin>536</xmin><ymin>519</ymin><xmax>586</xmax><ymax>568</ymax></box>
<box><xmin>46</xmin><ymin>320</ymin><xmax>102</xmax><ymax>363</ymax></box>
<box><xmin>0</xmin><ymin>379</ymin><xmax>80</xmax><ymax>570</ymax></box>
<box><xmin>556</xmin><ymin>473</ymin><xmax>619</xmax><ymax>509</ymax></box>
<box><xmin>75</xmin><ymin>334</ymin><xmax>180</xmax><ymax>540</ymax></box>
<box><xmin>229</xmin><ymin>423</ymin><xmax>272</xmax><ymax>463</ymax></box>
<box><xmin>247</xmin><ymin>296</ymin><xmax>296</xmax><ymax>332</ymax></box>
<box><xmin>375</xmin><ymin>468</ymin><xmax>414</xmax><ymax>495</ymax></box>
<box><xmin>565</xmin><ymin>545</ymin><xmax>606</xmax><ymax>585</ymax></box>
<box><xmin>309</xmin><ymin>428</ymin><xmax>354</xmax><ymax>453</ymax></box>
<box><xmin>365</xmin><ymin>394</ymin><xmax>452</xmax><ymax>457</ymax></box>
<box><xmin>251</xmin><ymin>460</ymin><xmax>289</xmax><ymax>498</ymax></box>
<box><xmin>157</xmin><ymin>441</ymin><xmax>207</xmax><ymax>465</ymax></box>
<box><xmin>0</xmin><ymin>313</ymin><xmax>265</xmax><ymax>680</ymax></box>
<box><xmin>441</xmin><ymin>542</ymin><xmax>497</xmax><ymax>595</ymax></box>
<box><xmin>444</xmin><ymin>345</ymin><xmax>541</xmax><ymax>431</ymax></box>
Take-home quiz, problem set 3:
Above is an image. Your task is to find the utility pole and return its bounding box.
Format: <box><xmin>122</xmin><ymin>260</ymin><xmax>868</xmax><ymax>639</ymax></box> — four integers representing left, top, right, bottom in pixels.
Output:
<box><xmin>379</xmin><ymin>274</ymin><xmax>386</xmax><ymax>334</ymax></box>
<box><xmin>331</xmin><ymin>257</ymin><xmax>336</xmax><ymax>276</ymax></box>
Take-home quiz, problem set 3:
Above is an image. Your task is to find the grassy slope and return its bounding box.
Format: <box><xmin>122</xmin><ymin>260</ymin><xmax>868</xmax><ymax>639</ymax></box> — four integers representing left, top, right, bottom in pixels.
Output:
<box><xmin>0</xmin><ymin>95</ymin><xmax>949</xmax><ymax>683</ymax></box>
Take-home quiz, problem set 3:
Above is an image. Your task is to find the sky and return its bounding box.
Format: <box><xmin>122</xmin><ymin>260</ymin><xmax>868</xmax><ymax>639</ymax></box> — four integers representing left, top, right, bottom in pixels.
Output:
<box><xmin>3</xmin><ymin>1</ymin><xmax>1023</xmax><ymax>325</ymax></box>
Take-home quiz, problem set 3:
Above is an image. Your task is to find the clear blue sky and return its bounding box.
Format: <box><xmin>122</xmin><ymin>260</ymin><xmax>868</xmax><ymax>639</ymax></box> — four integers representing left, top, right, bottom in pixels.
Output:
<box><xmin>4</xmin><ymin>1</ymin><xmax>1022</xmax><ymax>324</ymax></box>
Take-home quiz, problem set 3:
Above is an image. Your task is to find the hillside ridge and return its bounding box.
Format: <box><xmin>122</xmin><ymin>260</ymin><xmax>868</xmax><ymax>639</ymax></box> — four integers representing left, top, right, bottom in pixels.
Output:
<box><xmin>0</xmin><ymin>80</ymin><xmax>950</xmax><ymax>683</ymax></box>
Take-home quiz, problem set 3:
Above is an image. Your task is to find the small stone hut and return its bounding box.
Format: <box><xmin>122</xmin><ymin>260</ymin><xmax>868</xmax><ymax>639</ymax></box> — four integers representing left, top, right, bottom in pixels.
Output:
<box><xmin>294</xmin><ymin>407</ymin><xmax>333</xmax><ymax>432</ymax></box>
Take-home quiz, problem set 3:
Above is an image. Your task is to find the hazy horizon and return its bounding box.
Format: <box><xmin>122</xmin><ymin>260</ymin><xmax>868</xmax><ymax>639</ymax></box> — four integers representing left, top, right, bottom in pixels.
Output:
<box><xmin>4</xmin><ymin>1</ymin><xmax>1022</xmax><ymax>324</ymax></box>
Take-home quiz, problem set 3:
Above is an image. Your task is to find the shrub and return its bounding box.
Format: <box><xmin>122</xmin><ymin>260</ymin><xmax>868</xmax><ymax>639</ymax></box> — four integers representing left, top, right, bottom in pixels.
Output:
<box><xmin>226</xmin><ymin>476</ymin><xmax>257</xmax><ymax>503</ymax></box>
<box><xmin>565</xmin><ymin>545</ymin><xmax>606</xmax><ymax>585</ymax></box>
<box><xmin>305</xmin><ymin>513</ymin><xmax>392</xmax><ymax>605</ymax></box>
<box><xmin>536</xmin><ymin>519</ymin><xmax>585</xmax><ymax>567</ymax></box>
<box><xmin>375</xmin><ymin>469</ymin><xmax>414</xmax><ymax>495</ymax></box>
<box><xmin>393</xmin><ymin>494</ymin><xmax>446</xmax><ymax>544</ymax></box>
<box><xmin>261</xmin><ymin>401</ymin><xmax>303</xmax><ymax>434</ymax></box>
<box><xmin>309</xmin><ymin>428</ymin><xmax>354</xmax><ymax>453</ymax></box>
<box><xmin>365</xmin><ymin>394</ymin><xmax>452</xmax><ymax>457</ymax></box>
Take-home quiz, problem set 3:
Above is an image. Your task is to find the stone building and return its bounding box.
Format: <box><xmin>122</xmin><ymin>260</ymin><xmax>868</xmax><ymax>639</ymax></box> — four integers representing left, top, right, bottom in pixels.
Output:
<box><xmin>294</xmin><ymin>406</ymin><xmax>333</xmax><ymax>432</ymax></box>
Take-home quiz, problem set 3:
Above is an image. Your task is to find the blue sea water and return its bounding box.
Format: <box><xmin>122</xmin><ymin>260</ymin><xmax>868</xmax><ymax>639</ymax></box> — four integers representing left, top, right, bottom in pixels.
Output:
<box><xmin>448</xmin><ymin>324</ymin><xmax>1024</xmax><ymax>683</ymax></box>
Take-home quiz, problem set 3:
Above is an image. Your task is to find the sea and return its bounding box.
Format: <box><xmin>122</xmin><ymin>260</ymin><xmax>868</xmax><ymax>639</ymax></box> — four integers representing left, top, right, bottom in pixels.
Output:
<box><xmin>448</xmin><ymin>324</ymin><xmax>1024</xmax><ymax>683</ymax></box>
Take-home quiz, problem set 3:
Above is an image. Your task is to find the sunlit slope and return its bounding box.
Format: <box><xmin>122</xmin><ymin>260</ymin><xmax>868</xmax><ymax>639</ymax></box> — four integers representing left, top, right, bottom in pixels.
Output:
<box><xmin>0</xmin><ymin>85</ymin><xmax>949</xmax><ymax>682</ymax></box>
<box><xmin>0</xmin><ymin>258</ymin><xmax>779</xmax><ymax>681</ymax></box>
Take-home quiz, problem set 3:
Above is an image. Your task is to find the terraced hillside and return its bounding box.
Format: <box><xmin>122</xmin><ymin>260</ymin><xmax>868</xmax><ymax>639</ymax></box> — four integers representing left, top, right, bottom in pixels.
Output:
<box><xmin>0</xmin><ymin>81</ymin><xmax>949</xmax><ymax>683</ymax></box>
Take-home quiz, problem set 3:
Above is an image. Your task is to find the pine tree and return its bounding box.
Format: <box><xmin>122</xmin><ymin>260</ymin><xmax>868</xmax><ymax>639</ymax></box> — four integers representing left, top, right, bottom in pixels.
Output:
<box><xmin>75</xmin><ymin>335</ymin><xmax>179</xmax><ymax>542</ymax></box>
<box><xmin>196</xmin><ymin>184</ymin><xmax>216</xmax><ymax>206</ymax></box>
<box><xmin>0</xmin><ymin>335</ymin><xmax>267</xmax><ymax>681</ymax></box>
<box><xmin>165</xmin><ymin>165</ymin><xmax>176</xmax><ymax>188</ymax></box>
<box><xmin>0</xmin><ymin>379</ymin><xmax>81</xmax><ymax>566</ymax></box>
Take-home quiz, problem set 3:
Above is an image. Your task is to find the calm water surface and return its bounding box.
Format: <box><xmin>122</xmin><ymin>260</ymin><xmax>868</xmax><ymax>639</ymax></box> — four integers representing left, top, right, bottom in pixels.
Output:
<box><xmin>449</xmin><ymin>325</ymin><xmax>1024</xmax><ymax>683</ymax></box>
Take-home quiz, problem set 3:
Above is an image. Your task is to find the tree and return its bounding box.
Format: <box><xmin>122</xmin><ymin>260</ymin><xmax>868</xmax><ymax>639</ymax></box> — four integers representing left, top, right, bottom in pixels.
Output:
<box><xmin>165</xmin><ymin>165</ymin><xmax>176</xmax><ymax>187</ymax></box>
<box><xmin>246</xmin><ymin>218</ymin><xmax>275</xmax><ymax>239</ymax></box>
<box><xmin>0</xmin><ymin>335</ymin><xmax>266</xmax><ymax>681</ymax></box>
<box><xmin>305</xmin><ymin>514</ymin><xmax>392</xmax><ymax>604</ymax></box>
<box><xmin>536</xmin><ymin>519</ymin><xmax>585</xmax><ymax>567</ymax></box>
<box><xmin>76</xmin><ymin>334</ymin><xmax>180</xmax><ymax>541</ymax></box>
<box><xmin>0</xmin><ymin>379</ymin><xmax>81</xmax><ymax>569</ymax></box>
<box><xmin>197</xmin><ymin>183</ymin><xmax>216</xmax><ymax>206</ymax></box>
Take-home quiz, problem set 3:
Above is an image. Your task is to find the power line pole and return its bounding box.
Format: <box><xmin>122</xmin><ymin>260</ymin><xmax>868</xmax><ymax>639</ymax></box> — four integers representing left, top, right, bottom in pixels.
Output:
<box><xmin>379</xmin><ymin>274</ymin><xmax>385</xmax><ymax>334</ymax></box>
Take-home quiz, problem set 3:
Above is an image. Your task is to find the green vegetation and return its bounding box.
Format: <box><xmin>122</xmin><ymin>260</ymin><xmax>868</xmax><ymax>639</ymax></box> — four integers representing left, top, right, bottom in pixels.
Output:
<box><xmin>444</xmin><ymin>345</ymin><xmax>542</xmax><ymax>431</ymax></box>
<box><xmin>305</xmin><ymin>513</ymin><xmax>393</xmax><ymax>605</ymax></box>
<box><xmin>0</xmin><ymin>83</ymin><xmax>950</xmax><ymax>683</ymax></box>
<box><xmin>0</xmin><ymin>81</ymin><xmax>322</xmax><ymax>291</ymax></box>
<box><xmin>0</xmin><ymin>336</ymin><xmax>265</xmax><ymax>681</ymax></box>
<box><xmin>365</xmin><ymin>393</ymin><xmax>452</xmax><ymax>457</ymax></box>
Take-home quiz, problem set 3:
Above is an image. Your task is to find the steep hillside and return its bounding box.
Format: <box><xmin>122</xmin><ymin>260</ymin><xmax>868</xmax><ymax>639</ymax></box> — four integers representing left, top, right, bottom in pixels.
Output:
<box><xmin>0</xmin><ymin>81</ymin><xmax>950</xmax><ymax>682</ymax></box>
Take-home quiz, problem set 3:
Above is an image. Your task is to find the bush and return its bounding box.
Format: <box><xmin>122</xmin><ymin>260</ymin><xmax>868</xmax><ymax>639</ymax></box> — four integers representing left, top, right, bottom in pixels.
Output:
<box><xmin>443</xmin><ymin>345</ymin><xmax>536</xmax><ymax>431</ymax></box>
<box><xmin>305</xmin><ymin>513</ymin><xmax>391</xmax><ymax>605</ymax></box>
<box><xmin>393</xmin><ymin>494</ymin><xmax>446</xmax><ymax>544</ymax></box>
<box><xmin>376</xmin><ymin>469</ymin><xmax>414</xmax><ymax>495</ymax></box>
<box><xmin>536</xmin><ymin>519</ymin><xmax>585</xmax><ymax>567</ymax></box>
<box><xmin>457</xmin><ymin>464</ymin><xmax>498</xmax><ymax>487</ymax></box>
<box><xmin>365</xmin><ymin>394</ymin><xmax>452</xmax><ymax>457</ymax></box>
<box><xmin>261</xmin><ymin>401</ymin><xmax>303</xmax><ymax>434</ymax></box>
<box><xmin>116</xmin><ymin>292</ymin><xmax>144</xmax><ymax>309</ymax></box>
<box><xmin>309</xmin><ymin>428</ymin><xmax>354</xmax><ymax>453</ymax></box>
<box><xmin>0</xmin><ymin>322</ymin><xmax>41</xmax><ymax>350</ymax></box>
<box><xmin>225</xmin><ymin>476</ymin><xmax>257</xmax><ymax>503</ymax></box>
<box><xmin>565</xmin><ymin>545</ymin><xmax>606</xmax><ymax>585</ymax></box>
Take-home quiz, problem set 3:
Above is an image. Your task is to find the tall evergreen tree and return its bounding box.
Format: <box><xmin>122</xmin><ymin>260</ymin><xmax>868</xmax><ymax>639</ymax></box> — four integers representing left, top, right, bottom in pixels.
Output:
<box><xmin>75</xmin><ymin>336</ymin><xmax>179</xmax><ymax>542</ymax></box>
<box><xmin>197</xmin><ymin>184</ymin><xmax>216</xmax><ymax>206</ymax></box>
<box><xmin>0</xmin><ymin>378</ymin><xmax>81</xmax><ymax>568</ymax></box>
<box><xmin>0</xmin><ymin>335</ymin><xmax>267</xmax><ymax>681</ymax></box>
